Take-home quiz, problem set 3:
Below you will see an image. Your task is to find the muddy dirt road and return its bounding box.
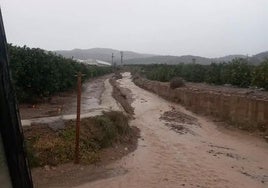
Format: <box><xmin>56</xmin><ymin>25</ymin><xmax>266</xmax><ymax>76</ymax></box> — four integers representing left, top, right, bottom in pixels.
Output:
<box><xmin>20</xmin><ymin>75</ymin><xmax>110</xmax><ymax>120</ymax></box>
<box><xmin>76</xmin><ymin>72</ymin><xmax>268</xmax><ymax>188</ymax></box>
<box><xmin>21</xmin><ymin>75</ymin><xmax>124</xmax><ymax>126</ymax></box>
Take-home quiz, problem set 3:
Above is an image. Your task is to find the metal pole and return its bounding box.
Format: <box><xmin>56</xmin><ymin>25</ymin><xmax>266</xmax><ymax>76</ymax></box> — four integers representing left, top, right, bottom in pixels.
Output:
<box><xmin>111</xmin><ymin>53</ymin><xmax>114</xmax><ymax>65</ymax></box>
<box><xmin>120</xmin><ymin>51</ymin><xmax>123</xmax><ymax>65</ymax></box>
<box><xmin>112</xmin><ymin>53</ymin><xmax>116</xmax><ymax>72</ymax></box>
<box><xmin>74</xmin><ymin>72</ymin><xmax>82</xmax><ymax>164</ymax></box>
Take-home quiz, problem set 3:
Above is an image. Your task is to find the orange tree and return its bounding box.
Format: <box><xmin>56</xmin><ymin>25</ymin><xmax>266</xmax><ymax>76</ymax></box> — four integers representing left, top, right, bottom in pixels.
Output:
<box><xmin>252</xmin><ymin>59</ymin><xmax>268</xmax><ymax>90</ymax></box>
<box><xmin>8</xmin><ymin>44</ymin><xmax>112</xmax><ymax>102</ymax></box>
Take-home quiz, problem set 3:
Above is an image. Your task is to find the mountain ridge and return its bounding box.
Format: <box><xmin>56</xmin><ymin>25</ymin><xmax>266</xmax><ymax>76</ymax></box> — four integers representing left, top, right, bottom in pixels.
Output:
<box><xmin>55</xmin><ymin>48</ymin><xmax>268</xmax><ymax>65</ymax></box>
<box><xmin>55</xmin><ymin>48</ymin><xmax>154</xmax><ymax>63</ymax></box>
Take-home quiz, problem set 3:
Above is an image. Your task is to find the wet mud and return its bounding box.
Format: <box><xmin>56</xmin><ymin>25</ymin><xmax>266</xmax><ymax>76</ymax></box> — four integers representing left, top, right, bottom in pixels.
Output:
<box><xmin>20</xmin><ymin>75</ymin><xmax>110</xmax><ymax>120</ymax></box>
<box><xmin>26</xmin><ymin>72</ymin><xmax>268</xmax><ymax>188</ymax></box>
<box><xmin>75</xmin><ymin>72</ymin><xmax>268</xmax><ymax>188</ymax></box>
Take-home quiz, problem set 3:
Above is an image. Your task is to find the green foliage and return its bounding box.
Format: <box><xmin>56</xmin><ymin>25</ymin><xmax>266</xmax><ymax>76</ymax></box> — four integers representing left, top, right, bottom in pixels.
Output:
<box><xmin>104</xmin><ymin>111</ymin><xmax>130</xmax><ymax>135</ymax></box>
<box><xmin>24</xmin><ymin>111</ymin><xmax>131</xmax><ymax>167</ymax></box>
<box><xmin>129</xmin><ymin>58</ymin><xmax>268</xmax><ymax>90</ymax></box>
<box><xmin>205</xmin><ymin>63</ymin><xmax>224</xmax><ymax>84</ymax></box>
<box><xmin>8</xmin><ymin>44</ymin><xmax>112</xmax><ymax>102</ymax></box>
<box><xmin>95</xmin><ymin>111</ymin><xmax>130</xmax><ymax>147</ymax></box>
<box><xmin>25</xmin><ymin>140</ymin><xmax>40</xmax><ymax>167</ymax></box>
<box><xmin>95</xmin><ymin>116</ymin><xmax>117</xmax><ymax>147</ymax></box>
<box><xmin>181</xmin><ymin>63</ymin><xmax>207</xmax><ymax>82</ymax></box>
<box><xmin>251</xmin><ymin>60</ymin><xmax>268</xmax><ymax>90</ymax></box>
<box><xmin>223</xmin><ymin>59</ymin><xmax>253</xmax><ymax>87</ymax></box>
<box><xmin>59</xmin><ymin>126</ymin><xmax>76</xmax><ymax>142</ymax></box>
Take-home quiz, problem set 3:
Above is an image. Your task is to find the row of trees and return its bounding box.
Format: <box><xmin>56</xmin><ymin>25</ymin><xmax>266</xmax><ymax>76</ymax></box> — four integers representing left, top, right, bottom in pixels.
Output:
<box><xmin>131</xmin><ymin>58</ymin><xmax>268</xmax><ymax>90</ymax></box>
<box><xmin>8</xmin><ymin>44</ymin><xmax>112</xmax><ymax>102</ymax></box>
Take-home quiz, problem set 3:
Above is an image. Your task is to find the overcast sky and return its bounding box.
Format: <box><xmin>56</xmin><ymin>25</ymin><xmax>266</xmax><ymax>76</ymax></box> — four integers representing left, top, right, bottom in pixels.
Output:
<box><xmin>1</xmin><ymin>0</ymin><xmax>268</xmax><ymax>57</ymax></box>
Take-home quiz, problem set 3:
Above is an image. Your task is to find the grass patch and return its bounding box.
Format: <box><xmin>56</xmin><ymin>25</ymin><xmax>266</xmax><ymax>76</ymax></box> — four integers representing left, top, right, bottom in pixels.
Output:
<box><xmin>24</xmin><ymin>111</ymin><xmax>135</xmax><ymax>168</ymax></box>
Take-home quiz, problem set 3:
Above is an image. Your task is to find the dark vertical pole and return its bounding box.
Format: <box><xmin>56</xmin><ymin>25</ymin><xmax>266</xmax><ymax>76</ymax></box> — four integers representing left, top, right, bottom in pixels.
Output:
<box><xmin>120</xmin><ymin>51</ymin><xmax>123</xmax><ymax>66</ymax></box>
<box><xmin>111</xmin><ymin>53</ymin><xmax>114</xmax><ymax>66</ymax></box>
<box><xmin>0</xmin><ymin>8</ymin><xmax>33</xmax><ymax>187</ymax></box>
<box><xmin>112</xmin><ymin>53</ymin><xmax>115</xmax><ymax>72</ymax></box>
<box><xmin>74</xmin><ymin>72</ymin><xmax>82</xmax><ymax>164</ymax></box>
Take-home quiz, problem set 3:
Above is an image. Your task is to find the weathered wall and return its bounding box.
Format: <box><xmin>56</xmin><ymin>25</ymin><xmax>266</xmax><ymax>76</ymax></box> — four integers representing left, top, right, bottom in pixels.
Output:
<box><xmin>134</xmin><ymin>77</ymin><xmax>268</xmax><ymax>132</ymax></box>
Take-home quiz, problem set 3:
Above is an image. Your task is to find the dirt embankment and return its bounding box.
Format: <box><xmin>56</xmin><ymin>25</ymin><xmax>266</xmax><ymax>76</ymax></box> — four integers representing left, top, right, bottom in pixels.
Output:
<box><xmin>109</xmin><ymin>76</ymin><xmax>134</xmax><ymax>116</ymax></box>
<box><xmin>133</xmin><ymin>76</ymin><xmax>268</xmax><ymax>138</ymax></box>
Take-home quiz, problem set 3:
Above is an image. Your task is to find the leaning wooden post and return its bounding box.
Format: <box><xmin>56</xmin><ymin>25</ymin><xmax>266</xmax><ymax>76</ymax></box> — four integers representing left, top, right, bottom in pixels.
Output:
<box><xmin>74</xmin><ymin>72</ymin><xmax>82</xmax><ymax>164</ymax></box>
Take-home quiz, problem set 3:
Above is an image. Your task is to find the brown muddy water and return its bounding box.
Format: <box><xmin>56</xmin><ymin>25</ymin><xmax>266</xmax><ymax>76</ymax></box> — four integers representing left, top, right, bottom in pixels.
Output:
<box><xmin>21</xmin><ymin>75</ymin><xmax>123</xmax><ymax>127</ymax></box>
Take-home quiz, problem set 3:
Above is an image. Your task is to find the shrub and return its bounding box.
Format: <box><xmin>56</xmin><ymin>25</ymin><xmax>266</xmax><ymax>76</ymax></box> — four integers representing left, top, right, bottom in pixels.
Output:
<box><xmin>252</xmin><ymin>60</ymin><xmax>268</xmax><ymax>90</ymax></box>
<box><xmin>170</xmin><ymin>77</ymin><xmax>185</xmax><ymax>89</ymax></box>
<box><xmin>24</xmin><ymin>111</ymin><xmax>132</xmax><ymax>167</ymax></box>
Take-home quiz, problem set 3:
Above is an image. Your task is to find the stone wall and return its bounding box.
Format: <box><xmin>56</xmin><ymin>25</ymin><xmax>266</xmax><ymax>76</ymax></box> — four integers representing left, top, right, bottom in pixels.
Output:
<box><xmin>133</xmin><ymin>77</ymin><xmax>268</xmax><ymax>132</ymax></box>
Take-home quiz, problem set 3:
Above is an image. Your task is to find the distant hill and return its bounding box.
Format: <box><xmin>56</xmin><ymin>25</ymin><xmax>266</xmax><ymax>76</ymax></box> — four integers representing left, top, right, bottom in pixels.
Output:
<box><xmin>124</xmin><ymin>54</ymin><xmax>249</xmax><ymax>65</ymax></box>
<box><xmin>55</xmin><ymin>48</ymin><xmax>268</xmax><ymax>65</ymax></box>
<box><xmin>124</xmin><ymin>55</ymin><xmax>212</xmax><ymax>65</ymax></box>
<box><xmin>212</xmin><ymin>55</ymin><xmax>247</xmax><ymax>63</ymax></box>
<box><xmin>55</xmin><ymin>48</ymin><xmax>154</xmax><ymax>63</ymax></box>
<box><xmin>249</xmin><ymin>51</ymin><xmax>268</xmax><ymax>64</ymax></box>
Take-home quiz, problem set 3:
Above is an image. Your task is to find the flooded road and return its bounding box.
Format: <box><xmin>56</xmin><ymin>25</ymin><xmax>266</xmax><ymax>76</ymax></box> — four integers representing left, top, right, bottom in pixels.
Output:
<box><xmin>20</xmin><ymin>75</ymin><xmax>111</xmax><ymax>120</ymax></box>
<box><xmin>75</xmin><ymin>72</ymin><xmax>268</xmax><ymax>188</ymax></box>
<box><xmin>21</xmin><ymin>76</ymin><xmax>123</xmax><ymax>126</ymax></box>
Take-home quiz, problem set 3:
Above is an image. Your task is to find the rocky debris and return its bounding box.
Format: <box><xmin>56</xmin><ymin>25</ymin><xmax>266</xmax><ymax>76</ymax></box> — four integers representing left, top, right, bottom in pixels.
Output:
<box><xmin>113</xmin><ymin>72</ymin><xmax>123</xmax><ymax>80</ymax></box>
<box><xmin>160</xmin><ymin>110</ymin><xmax>199</xmax><ymax>135</ymax></box>
<box><xmin>207</xmin><ymin>149</ymin><xmax>245</xmax><ymax>160</ymax></box>
<box><xmin>164</xmin><ymin>123</ymin><xmax>196</xmax><ymax>135</ymax></box>
<box><xmin>160</xmin><ymin>110</ymin><xmax>199</xmax><ymax>126</ymax></box>
<box><xmin>239</xmin><ymin>170</ymin><xmax>268</xmax><ymax>184</ymax></box>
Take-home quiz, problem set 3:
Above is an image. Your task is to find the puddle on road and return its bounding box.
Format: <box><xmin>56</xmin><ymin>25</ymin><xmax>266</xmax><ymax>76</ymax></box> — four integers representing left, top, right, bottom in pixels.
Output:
<box><xmin>63</xmin><ymin>78</ymin><xmax>105</xmax><ymax>115</ymax></box>
<box><xmin>21</xmin><ymin>76</ymin><xmax>121</xmax><ymax>126</ymax></box>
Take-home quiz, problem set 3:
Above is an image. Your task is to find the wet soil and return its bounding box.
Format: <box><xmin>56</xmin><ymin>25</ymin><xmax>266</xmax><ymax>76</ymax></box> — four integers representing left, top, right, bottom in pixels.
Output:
<box><xmin>160</xmin><ymin>109</ymin><xmax>200</xmax><ymax>135</ymax></box>
<box><xmin>75</xmin><ymin>72</ymin><xmax>268</xmax><ymax>188</ymax></box>
<box><xmin>28</xmin><ymin>75</ymin><xmax>140</xmax><ymax>188</ymax></box>
<box><xmin>24</xmin><ymin>72</ymin><xmax>268</xmax><ymax>188</ymax></box>
<box><xmin>19</xmin><ymin>75</ymin><xmax>111</xmax><ymax>119</ymax></box>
